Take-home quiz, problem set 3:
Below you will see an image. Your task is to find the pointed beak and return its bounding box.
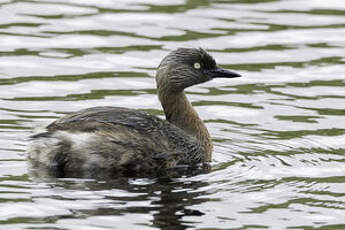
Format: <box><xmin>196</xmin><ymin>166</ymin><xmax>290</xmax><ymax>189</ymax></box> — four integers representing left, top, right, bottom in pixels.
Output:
<box><xmin>205</xmin><ymin>67</ymin><xmax>241</xmax><ymax>78</ymax></box>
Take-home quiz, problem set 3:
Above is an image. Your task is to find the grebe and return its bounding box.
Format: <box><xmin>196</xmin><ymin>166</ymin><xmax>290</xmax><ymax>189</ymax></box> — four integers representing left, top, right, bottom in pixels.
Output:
<box><xmin>28</xmin><ymin>48</ymin><xmax>241</xmax><ymax>177</ymax></box>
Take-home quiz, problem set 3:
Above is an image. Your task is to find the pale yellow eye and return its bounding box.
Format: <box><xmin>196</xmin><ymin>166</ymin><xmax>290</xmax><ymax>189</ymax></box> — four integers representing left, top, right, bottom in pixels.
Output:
<box><xmin>193</xmin><ymin>62</ymin><xmax>201</xmax><ymax>69</ymax></box>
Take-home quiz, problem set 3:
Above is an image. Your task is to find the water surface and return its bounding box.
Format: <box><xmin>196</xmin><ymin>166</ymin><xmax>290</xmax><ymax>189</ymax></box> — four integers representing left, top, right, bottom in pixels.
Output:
<box><xmin>0</xmin><ymin>0</ymin><xmax>345</xmax><ymax>229</ymax></box>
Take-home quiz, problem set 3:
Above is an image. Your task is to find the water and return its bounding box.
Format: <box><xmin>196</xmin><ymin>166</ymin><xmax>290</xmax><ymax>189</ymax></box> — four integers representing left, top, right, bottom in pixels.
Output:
<box><xmin>0</xmin><ymin>0</ymin><xmax>344</xmax><ymax>229</ymax></box>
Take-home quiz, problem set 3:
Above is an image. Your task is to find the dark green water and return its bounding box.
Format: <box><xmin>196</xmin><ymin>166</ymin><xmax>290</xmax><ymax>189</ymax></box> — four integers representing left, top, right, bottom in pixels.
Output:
<box><xmin>0</xmin><ymin>0</ymin><xmax>344</xmax><ymax>229</ymax></box>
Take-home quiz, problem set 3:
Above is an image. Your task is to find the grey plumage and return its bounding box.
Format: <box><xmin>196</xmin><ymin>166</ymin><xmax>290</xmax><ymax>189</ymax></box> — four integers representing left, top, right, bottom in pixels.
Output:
<box><xmin>27</xmin><ymin>48</ymin><xmax>241</xmax><ymax>177</ymax></box>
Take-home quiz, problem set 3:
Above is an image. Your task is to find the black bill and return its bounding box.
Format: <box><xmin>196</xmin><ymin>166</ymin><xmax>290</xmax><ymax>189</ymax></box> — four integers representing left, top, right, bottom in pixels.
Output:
<box><xmin>206</xmin><ymin>67</ymin><xmax>241</xmax><ymax>78</ymax></box>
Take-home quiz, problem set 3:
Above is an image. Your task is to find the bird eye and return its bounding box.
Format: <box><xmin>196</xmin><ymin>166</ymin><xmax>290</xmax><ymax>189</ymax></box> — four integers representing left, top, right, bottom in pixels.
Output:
<box><xmin>193</xmin><ymin>62</ymin><xmax>201</xmax><ymax>69</ymax></box>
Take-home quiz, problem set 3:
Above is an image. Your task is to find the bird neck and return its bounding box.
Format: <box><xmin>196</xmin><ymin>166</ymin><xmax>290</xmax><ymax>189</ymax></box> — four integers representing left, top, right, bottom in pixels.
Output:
<box><xmin>158</xmin><ymin>90</ymin><xmax>213</xmax><ymax>161</ymax></box>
